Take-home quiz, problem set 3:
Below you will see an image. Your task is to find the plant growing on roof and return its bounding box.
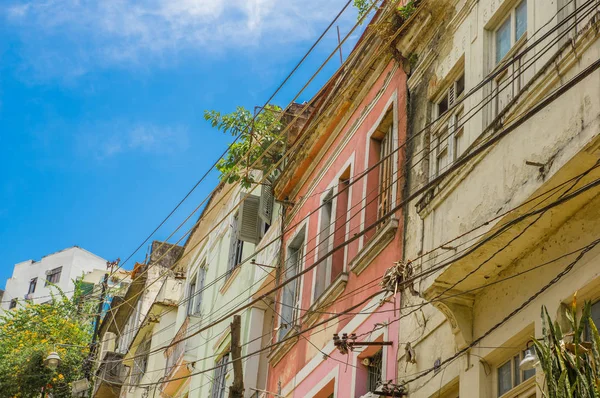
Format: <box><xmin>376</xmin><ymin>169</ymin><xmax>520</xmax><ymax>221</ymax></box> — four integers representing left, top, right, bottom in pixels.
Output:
<box><xmin>0</xmin><ymin>282</ymin><xmax>94</xmax><ymax>398</ymax></box>
<box><xmin>397</xmin><ymin>1</ymin><xmax>416</xmax><ymax>20</ymax></box>
<box><xmin>533</xmin><ymin>294</ymin><xmax>600</xmax><ymax>397</ymax></box>
<box><xmin>204</xmin><ymin>105</ymin><xmax>284</xmax><ymax>189</ymax></box>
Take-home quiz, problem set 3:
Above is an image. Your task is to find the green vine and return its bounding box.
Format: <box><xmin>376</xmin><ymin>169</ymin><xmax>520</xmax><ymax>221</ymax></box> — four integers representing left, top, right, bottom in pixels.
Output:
<box><xmin>204</xmin><ymin>105</ymin><xmax>283</xmax><ymax>188</ymax></box>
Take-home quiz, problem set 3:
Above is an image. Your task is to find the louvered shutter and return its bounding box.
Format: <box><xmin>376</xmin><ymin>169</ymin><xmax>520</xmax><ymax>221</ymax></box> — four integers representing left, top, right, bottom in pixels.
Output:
<box><xmin>448</xmin><ymin>84</ymin><xmax>455</xmax><ymax>106</ymax></box>
<box><xmin>237</xmin><ymin>194</ymin><xmax>260</xmax><ymax>244</ymax></box>
<box><xmin>259</xmin><ymin>181</ymin><xmax>274</xmax><ymax>224</ymax></box>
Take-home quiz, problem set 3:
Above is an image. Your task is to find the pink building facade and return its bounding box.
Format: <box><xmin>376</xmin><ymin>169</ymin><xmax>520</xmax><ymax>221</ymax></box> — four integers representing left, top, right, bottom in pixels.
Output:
<box><xmin>269</xmin><ymin>17</ymin><xmax>408</xmax><ymax>395</ymax></box>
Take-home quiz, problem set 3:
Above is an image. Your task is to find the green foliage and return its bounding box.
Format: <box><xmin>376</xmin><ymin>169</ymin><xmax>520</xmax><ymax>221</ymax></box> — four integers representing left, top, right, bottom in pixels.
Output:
<box><xmin>353</xmin><ymin>0</ymin><xmax>373</xmax><ymax>22</ymax></box>
<box><xmin>534</xmin><ymin>295</ymin><xmax>600</xmax><ymax>397</ymax></box>
<box><xmin>204</xmin><ymin>105</ymin><xmax>283</xmax><ymax>188</ymax></box>
<box><xmin>397</xmin><ymin>1</ymin><xmax>416</xmax><ymax>20</ymax></box>
<box><xmin>0</xmin><ymin>283</ymin><xmax>94</xmax><ymax>397</ymax></box>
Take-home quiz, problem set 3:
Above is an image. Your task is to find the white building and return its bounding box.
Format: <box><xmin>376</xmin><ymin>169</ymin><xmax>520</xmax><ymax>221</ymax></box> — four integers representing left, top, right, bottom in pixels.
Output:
<box><xmin>1</xmin><ymin>246</ymin><xmax>108</xmax><ymax>310</ymax></box>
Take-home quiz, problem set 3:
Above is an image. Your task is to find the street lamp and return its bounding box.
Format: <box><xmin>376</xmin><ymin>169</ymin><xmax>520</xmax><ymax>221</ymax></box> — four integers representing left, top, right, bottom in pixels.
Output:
<box><xmin>43</xmin><ymin>343</ymin><xmax>89</xmax><ymax>370</ymax></box>
<box><xmin>43</xmin><ymin>352</ymin><xmax>61</xmax><ymax>370</ymax></box>
<box><xmin>519</xmin><ymin>341</ymin><xmax>539</xmax><ymax>370</ymax></box>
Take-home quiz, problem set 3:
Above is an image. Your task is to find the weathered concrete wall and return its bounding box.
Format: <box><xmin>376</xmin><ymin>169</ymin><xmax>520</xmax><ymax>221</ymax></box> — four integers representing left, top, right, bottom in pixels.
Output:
<box><xmin>397</xmin><ymin>0</ymin><xmax>600</xmax><ymax>396</ymax></box>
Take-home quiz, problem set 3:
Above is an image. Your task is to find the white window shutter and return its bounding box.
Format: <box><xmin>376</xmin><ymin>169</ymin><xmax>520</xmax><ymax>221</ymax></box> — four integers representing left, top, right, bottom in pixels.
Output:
<box><xmin>195</xmin><ymin>268</ymin><xmax>205</xmax><ymax>314</ymax></box>
<box><xmin>237</xmin><ymin>194</ymin><xmax>260</xmax><ymax>244</ymax></box>
<box><xmin>448</xmin><ymin>85</ymin><xmax>455</xmax><ymax>106</ymax></box>
<box><xmin>259</xmin><ymin>181</ymin><xmax>274</xmax><ymax>224</ymax></box>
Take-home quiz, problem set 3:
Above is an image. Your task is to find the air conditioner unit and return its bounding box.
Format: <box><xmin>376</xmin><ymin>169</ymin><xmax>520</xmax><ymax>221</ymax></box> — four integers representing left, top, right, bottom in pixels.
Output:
<box><xmin>71</xmin><ymin>378</ymin><xmax>89</xmax><ymax>395</ymax></box>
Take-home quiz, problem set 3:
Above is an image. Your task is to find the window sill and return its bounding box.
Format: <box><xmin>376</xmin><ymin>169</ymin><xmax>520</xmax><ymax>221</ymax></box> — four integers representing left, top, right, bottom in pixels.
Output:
<box><xmin>220</xmin><ymin>266</ymin><xmax>241</xmax><ymax>294</ymax></box>
<box><xmin>269</xmin><ymin>329</ymin><xmax>300</xmax><ymax>366</ymax></box>
<box><xmin>302</xmin><ymin>272</ymin><xmax>349</xmax><ymax>328</ymax></box>
<box><xmin>349</xmin><ymin>218</ymin><xmax>399</xmax><ymax>276</ymax></box>
<box><xmin>499</xmin><ymin>376</ymin><xmax>535</xmax><ymax>398</ymax></box>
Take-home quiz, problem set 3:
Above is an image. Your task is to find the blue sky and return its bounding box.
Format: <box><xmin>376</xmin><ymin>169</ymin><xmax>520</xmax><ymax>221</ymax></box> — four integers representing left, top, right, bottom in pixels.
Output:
<box><xmin>0</xmin><ymin>0</ymin><xmax>361</xmax><ymax>287</ymax></box>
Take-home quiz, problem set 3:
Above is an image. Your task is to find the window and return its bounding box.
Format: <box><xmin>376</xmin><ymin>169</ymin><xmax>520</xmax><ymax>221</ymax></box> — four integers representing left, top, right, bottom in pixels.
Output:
<box><xmin>367</xmin><ymin>350</ymin><xmax>383</xmax><ymax>392</ymax></box>
<box><xmin>453</xmin><ymin>109</ymin><xmax>465</xmax><ymax>161</ymax></box>
<box><xmin>279</xmin><ymin>227</ymin><xmax>305</xmax><ymax>341</ymax></box>
<box><xmin>227</xmin><ymin>214</ymin><xmax>245</xmax><ymax>275</ymax></box>
<box><xmin>378</xmin><ymin>125</ymin><xmax>394</xmax><ymax>224</ymax></box>
<box><xmin>366</xmin><ymin>111</ymin><xmax>395</xmax><ymax>240</ymax></box>
<box><xmin>211</xmin><ymin>354</ymin><xmax>229</xmax><ymax>398</ymax></box>
<box><xmin>497</xmin><ymin>349</ymin><xmax>535</xmax><ymax>396</ymax></box>
<box><xmin>314</xmin><ymin>189</ymin><xmax>334</xmax><ymax>301</ymax></box>
<box><xmin>495</xmin><ymin>0</ymin><xmax>527</xmax><ymax>64</ymax></box>
<box><xmin>131</xmin><ymin>338</ymin><xmax>151</xmax><ymax>385</ymax></box>
<box><xmin>431</xmin><ymin>73</ymin><xmax>466</xmax><ymax>178</ymax></box>
<box><xmin>187</xmin><ymin>275</ymin><xmax>197</xmax><ymax>316</ymax></box>
<box><xmin>332</xmin><ymin>168</ymin><xmax>351</xmax><ymax>280</ymax></box>
<box><xmin>28</xmin><ymin>278</ymin><xmax>37</xmax><ymax>295</ymax></box>
<box><xmin>45</xmin><ymin>267</ymin><xmax>62</xmax><ymax>286</ymax></box>
<box><xmin>194</xmin><ymin>266</ymin><xmax>206</xmax><ymax>315</ymax></box>
<box><xmin>9</xmin><ymin>299</ymin><xmax>17</xmax><ymax>309</ymax></box>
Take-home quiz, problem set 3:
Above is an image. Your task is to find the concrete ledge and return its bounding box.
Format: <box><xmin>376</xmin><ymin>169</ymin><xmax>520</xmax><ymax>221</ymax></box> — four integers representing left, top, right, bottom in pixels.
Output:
<box><xmin>349</xmin><ymin>218</ymin><xmax>399</xmax><ymax>276</ymax></box>
<box><xmin>220</xmin><ymin>266</ymin><xmax>241</xmax><ymax>294</ymax></box>
<box><xmin>302</xmin><ymin>272</ymin><xmax>349</xmax><ymax>328</ymax></box>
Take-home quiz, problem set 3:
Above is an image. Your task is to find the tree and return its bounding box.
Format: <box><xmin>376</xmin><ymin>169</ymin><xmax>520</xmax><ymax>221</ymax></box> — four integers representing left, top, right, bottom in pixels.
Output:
<box><xmin>204</xmin><ymin>105</ymin><xmax>283</xmax><ymax>188</ymax></box>
<box><xmin>0</xmin><ymin>283</ymin><xmax>94</xmax><ymax>397</ymax></box>
<box><xmin>352</xmin><ymin>0</ymin><xmax>416</xmax><ymax>23</ymax></box>
<box><xmin>534</xmin><ymin>294</ymin><xmax>600</xmax><ymax>397</ymax></box>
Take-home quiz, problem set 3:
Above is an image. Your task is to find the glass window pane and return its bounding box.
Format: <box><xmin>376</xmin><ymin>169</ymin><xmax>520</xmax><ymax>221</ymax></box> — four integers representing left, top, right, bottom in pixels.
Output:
<box><xmin>591</xmin><ymin>301</ymin><xmax>600</xmax><ymax>330</ymax></box>
<box><xmin>498</xmin><ymin>361</ymin><xmax>513</xmax><ymax>396</ymax></box>
<box><xmin>516</xmin><ymin>1</ymin><xmax>527</xmax><ymax>39</ymax></box>
<box><xmin>523</xmin><ymin>367</ymin><xmax>535</xmax><ymax>381</ymax></box>
<box><xmin>513</xmin><ymin>355</ymin><xmax>521</xmax><ymax>385</ymax></box>
<box><xmin>496</xmin><ymin>17</ymin><xmax>511</xmax><ymax>63</ymax></box>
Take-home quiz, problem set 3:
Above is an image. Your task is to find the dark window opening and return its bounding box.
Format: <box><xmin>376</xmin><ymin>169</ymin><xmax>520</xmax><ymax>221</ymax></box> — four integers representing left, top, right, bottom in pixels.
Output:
<box><xmin>438</xmin><ymin>95</ymin><xmax>449</xmax><ymax>116</ymax></box>
<box><xmin>28</xmin><ymin>278</ymin><xmax>37</xmax><ymax>294</ymax></box>
<box><xmin>45</xmin><ymin>267</ymin><xmax>62</xmax><ymax>286</ymax></box>
<box><xmin>456</xmin><ymin>74</ymin><xmax>465</xmax><ymax>97</ymax></box>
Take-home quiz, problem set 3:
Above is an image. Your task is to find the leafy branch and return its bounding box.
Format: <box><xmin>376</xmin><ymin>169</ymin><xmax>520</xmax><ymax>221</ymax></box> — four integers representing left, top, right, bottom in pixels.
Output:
<box><xmin>204</xmin><ymin>105</ymin><xmax>284</xmax><ymax>188</ymax></box>
<box><xmin>534</xmin><ymin>294</ymin><xmax>600</xmax><ymax>397</ymax></box>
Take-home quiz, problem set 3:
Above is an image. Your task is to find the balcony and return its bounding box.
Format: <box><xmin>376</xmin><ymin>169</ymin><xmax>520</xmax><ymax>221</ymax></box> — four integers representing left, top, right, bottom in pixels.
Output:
<box><xmin>155</xmin><ymin>276</ymin><xmax>184</xmax><ymax>307</ymax></box>
<box><xmin>162</xmin><ymin>318</ymin><xmax>195</xmax><ymax>397</ymax></box>
<box><xmin>92</xmin><ymin>352</ymin><xmax>127</xmax><ymax>398</ymax></box>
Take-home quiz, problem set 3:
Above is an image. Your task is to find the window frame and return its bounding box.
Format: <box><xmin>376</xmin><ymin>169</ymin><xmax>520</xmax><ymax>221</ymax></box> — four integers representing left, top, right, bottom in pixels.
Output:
<box><xmin>227</xmin><ymin>213</ymin><xmax>245</xmax><ymax>275</ymax></box>
<box><xmin>45</xmin><ymin>267</ymin><xmax>62</xmax><ymax>286</ymax></box>
<box><xmin>431</xmin><ymin>72</ymin><xmax>466</xmax><ymax>178</ymax></box>
<box><xmin>278</xmin><ymin>225</ymin><xmax>306</xmax><ymax>341</ymax></box>
<box><xmin>496</xmin><ymin>347</ymin><xmax>536</xmax><ymax>397</ymax></box>
<box><xmin>211</xmin><ymin>353</ymin><xmax>229</xmax><ymax>398</ymax></box>
<box><xmin>313</xmin><ymin>188</ymin><xmax>335</xmax><ymax>302</ymax></box>
<box><xmin>28</xmin><ymin>277</ymin><xmax>38</xmax><ymax>295</ymax></box>
<box><xmin>494</xmin><ymin>0</ymin><xmax>528</xmax><ymax>65</ymax></box>
<box><xmin>186</xmin><ymin>274</ymin><xmax>197</xmax><ymax>317</ymax></box>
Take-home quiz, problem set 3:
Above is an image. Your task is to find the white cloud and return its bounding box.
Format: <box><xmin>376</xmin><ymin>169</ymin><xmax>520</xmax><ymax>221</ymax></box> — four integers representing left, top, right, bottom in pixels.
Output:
<box><xmin>3</xmin><ymin>0</ymin><xmax>350</xmax><ymax>69</ymax></box>
<box><xmin>76</xmin><ymin>122</ymin><xmax>190</xmax><ymax>159</ymax></box>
